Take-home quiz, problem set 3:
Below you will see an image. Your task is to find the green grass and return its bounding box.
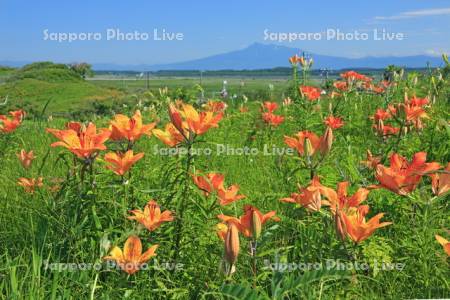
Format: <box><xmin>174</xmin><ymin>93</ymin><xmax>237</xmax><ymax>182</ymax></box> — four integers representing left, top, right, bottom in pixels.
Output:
<box><xmin>90</xmin><ymin>76</ymin><xmax>291</xmax><ymax>106</ymax></box>
<box><xmin>0</xmin><ymin>70</ymin><xmax>291</xmax><ymax>115</ymax></box>
<box><xmin>0</xmin><ymin>78</ymin><xmax>123</xmax><ymax>112</ymax></box>
<box><xmin>91</xmin><ymin>77</ymin><xmax>289</xmax><ymax>91</ymax></box>
<box><xmin>0</xmin><ymin>70</ymin><xmax>449</xmax><ymax>299</ymax></box>
<box><xmin>0</xmin><ymin>63</ymin><xmax>124</xmax><ymax>114</ymax></box>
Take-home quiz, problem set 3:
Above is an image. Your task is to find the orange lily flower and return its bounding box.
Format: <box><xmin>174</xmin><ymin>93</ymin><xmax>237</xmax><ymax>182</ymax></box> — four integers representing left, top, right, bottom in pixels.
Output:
<box><xmin>18</xmin><ymin>177</ymin><xmax>43</xmax><ymax>193</ymax></box>
<box><xmin>401</xmin><ymin>103</ymin><xmax>428</xmax><ymax>129</ymax></box>
<box><xmin>128</xmin><ymin>200</ymin><xmax>174</xmax><ymax>231</ymax></box>
<box><xmin>262</xmin><ymin>101</ymin><xmax>278</xmax><ymax>113</ymax></box>
<box><xmin>318</xmin><ymin>181</ymin><xmax>369</xmax><ymax>240</ymax></box>
<box><xmin>47</xmin><ymin>122</ymin><xmax>111</xmax><ymax>159</ymax></box>
<box><xmin>204</xmin><ymin>100</ymin><xmax>227</xmax><ymax>113</ymax></box>
<box><xmin>110</xmin><ymin>110</ymin><xmax>156</xmax><ymax>142</ymax></box>
<box><xmin>238</xmin><ymin>205</ymin><xmax>278</xmax><ymax>239</ymax></box>
<box><xmin>340</xmin><ymin>71</ymin><xmax>372</xmax><ymax>82</ymax></box>
<box><xmin>430</xmin><ymin>163</ymin><xmax>450</xmax><ymax>196</ymax></box>
<box><xmin>324</xmin><ymin>116</ymin><xmax>344</xmax><ymax>129</ymax></box>
<box><xmin>299</xmin><ymin>86</ymin><xmax>321</xmax><ymax>101</ymax></box>
<box><xmin>373</xmin><ymin>152</ymin><xmax>441</xmax><ymax>195</ymax></box>
<box><xmin>261</xmin><ymin>102</ymin><xmax>284</xmax><ymax>126</ymax></box>
<box><xmin>8</xmin><ymin>110</ymin><xmax>25</xmax><ymax>120</ymax></box>
<box><xmin>152</xmin><ymin>123</ymin><xmax>185</xmax><ymax>147</ymax></box>
<box><xmin>333</xmin><ymin>81</ymin><xmax>348</xmax><ymax>91</ymax></box>
<box><xmin>216</xmin><ymin>185</ymin><xmax>246</xmax><ymax>206</ymax></box>
<box><xmin>323</xmin><ymin>184</ymin><xmax>361</xmax><ymax>239</ymax></box>
<box><xmin>408</xmin><ymin>96</ymin><xmax>429</xmax><ymax>107</ymax></box>
<box><xmin>435</xmin><ymin>235</ymin><xmax>450</xmax><ymax>256</ymax></box>
<box><xmin>289</xmin><ymin>54</ymin><xmax>301</xmax><ymax>65</ymax></box>
<box><xmin>162</xmin><ymin>101</ymin><xmax>223</xmax><ymax>142</ymax></box>
<box><xmin>217</xmin><ymin>215</ymin><xmax>241</xmax><ymax>228</ymax></box>
<box><xmin>377</xmin><ymin>94</ymin><xmax>430</xmax><ymax>132</ymax></box>
<box><xmin>192</xmin><ymin>172</ymin><xmax>245</xmax><ymax>206</ymax></box>
<box><xmin>17</xmin><ymin>149</ymin><xmax>35</xmax><ymax>169</ymax></box>
<box><xmin>104</xmin><ymin>150</ymin><xmax>144</xmax><ymax>176</ymax></box>
<box><xmin>0</xmin><ymin>117</ymin><xmax>21</xmax><ymax>133</ymax></box>
<box><xmin>372</xmin><ymin>109</ymin><xmax>391</xmax><ymax>122</ymax></box>
<box><xmin>262</xmin><ymin>112</ymin><xmax>285</xmax><ymax>127</ymax></box>
<box><xmin>341</xmin><ymin>205</ymin><xmax>391</xmax><ymax>243</ymax></box>
<box><xmin>0</xmin><ymin>110</ymin><xmax>25</xmax><ymax>133</ymax></box>
<box><xmin>217</xmin><ymin>205</ymin><xmax>278</xmax><ymax>238</ymax></box>
<box><xmin>369</xmin><ymin>84</ymin><xmax>385</xmax><ymax>94</ymax></box>
<box><xmin>387</xmin><ymin>104</ymin><xmax>398</xmax><ymax>115</ymax></box>
<box><xmin>361</xmin><ymin>150</ymin><xmax>381</xmax><ymax>170</ymax></box>
<box><xmin>285</xmin><ymin>130</ymin><xmax>332</xmax><ymax>157</ymax></box>
<box><xmin>281</xmin><ymin>176</ymin><xmax>331</xmax><ymax>212</ymax></box>
<box><xmin>179</xmin><ymin>102</ymin><xmax>223</xmax><ymax>136</ymax></box>
<box><xmin>373</xmin><ymin>122</ymin><xmax>400</xmax><ymax>137</ymax></box>
<box><xmin>192</xmin><ymin>172</ymin><xmax>224</xmax><ymax>195</ymax></box>
<box><xmin>284</xmin><ymin>131</ymin><xmax>321</xmax><ymax>156</ymax></box>
<box><xmin>322</xmin><ymin>182</ymin><xmax>369</xmax><ymax>215</ymax></box>
<box><xmin>289</xmin><ymin>54</ymin><xmax>313</xmax><ymax>67</ymax></box>
<box><xmin>103</xmin><ymin>235</ymin><xmax>158</xmax><ymax>275</ymax></box>
<box><xmin>381</xmin><ymin>125</ymin><xmax>400</xmax><ymax>136</ymax></box>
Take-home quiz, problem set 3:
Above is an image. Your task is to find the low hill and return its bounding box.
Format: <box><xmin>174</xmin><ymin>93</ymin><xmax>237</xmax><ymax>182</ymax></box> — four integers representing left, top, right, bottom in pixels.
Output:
<box><xmin>0</xmin><ymin>62</ymin><xmax>123</xmax><ymax>114</ymax></box>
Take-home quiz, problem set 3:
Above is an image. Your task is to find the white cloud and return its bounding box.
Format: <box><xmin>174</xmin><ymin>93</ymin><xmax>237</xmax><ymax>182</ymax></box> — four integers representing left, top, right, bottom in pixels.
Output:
<box><xmin>374</xmin><ymin>7</ymin><xmax>450</xmax><ymax>21</ymax></box>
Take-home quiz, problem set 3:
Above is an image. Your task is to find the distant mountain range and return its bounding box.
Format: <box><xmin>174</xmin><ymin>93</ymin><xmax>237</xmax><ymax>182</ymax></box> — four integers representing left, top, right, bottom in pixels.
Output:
<box><xmin>1</xmin><ymin>43</ymin><xmax>445</xmax><ymax>71</ymax></box>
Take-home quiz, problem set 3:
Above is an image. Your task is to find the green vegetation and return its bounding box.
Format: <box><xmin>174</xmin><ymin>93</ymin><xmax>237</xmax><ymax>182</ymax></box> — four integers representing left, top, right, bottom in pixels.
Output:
<box><xmin>0</xmin><ymin>61</ymin><xmax>449</xmax><ymax>299</ymax></box>
<box><xmin>0</xmin><ymin>62</ymin><xmax>123</xmax><ymax>114</ymax></box>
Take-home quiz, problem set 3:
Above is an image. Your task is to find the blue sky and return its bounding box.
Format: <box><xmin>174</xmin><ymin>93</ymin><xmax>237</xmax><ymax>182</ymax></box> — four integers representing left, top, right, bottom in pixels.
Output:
<box><xmin>0</xmin><ymin>0</ymin><xmax>449</xmax><ymax>65</ymax></box>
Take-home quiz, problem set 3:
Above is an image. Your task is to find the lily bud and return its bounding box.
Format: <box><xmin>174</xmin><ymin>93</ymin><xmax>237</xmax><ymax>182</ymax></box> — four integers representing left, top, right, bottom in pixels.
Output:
<box><xmin>224</xmin><ymin>222</ymin><xmax>240</xmax><ymax>266</ymax></box>
<box><xmin>403</xmin><ymin>126</ymin><xmax>409</xmax><ymax>135</ymax></box>
<box><xmin>320</xmin><ymin>127</ymin><xmax>333</xmax><ymax>155</ymax></box>
<box><xmin>251</xmin><ymin>210</ymin><xmax>262</xmax><ymax>240</ymax></box>
<box><xmin>304</xmin><ymin>137</ymin><xmax>313</xmax><ymax>158</ymax></box>
<box><xmin>334</xmin><ymin>210</ymin><xmax>347</xmax><ymax>241</ymax></box>
<box><xmin>299</xmin><ymin>56</ymin><xmax>306</xmax><ymax>67</ymax></box>
<box><xmin>313</xmin><ymin>104</ymin><xmax>322</xmax><ymax>112</ymax></box>
<box><xmin>377</xmin><ymin>119</ymin><xmax>384</xmax><ymax>134</ymax></box>
<box><xmin>168</xmin><ymin>103</ymin><xmax>184</xmax><ymax>135</ymax></box>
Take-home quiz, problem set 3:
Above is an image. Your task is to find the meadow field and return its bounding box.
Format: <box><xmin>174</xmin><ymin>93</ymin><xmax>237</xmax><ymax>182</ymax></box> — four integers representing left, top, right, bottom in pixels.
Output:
<box><xmin>0</xmin><ymin>58</ymin><xmax>449</xmax><ymax>299</ymax></box>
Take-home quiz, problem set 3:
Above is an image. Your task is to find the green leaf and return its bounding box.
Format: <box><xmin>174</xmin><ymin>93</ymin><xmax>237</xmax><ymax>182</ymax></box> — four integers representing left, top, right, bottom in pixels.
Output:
<box><xmin>220</xmin><ymin>284</ymin><xmax>265</xmax><ymax>300</ymax></box>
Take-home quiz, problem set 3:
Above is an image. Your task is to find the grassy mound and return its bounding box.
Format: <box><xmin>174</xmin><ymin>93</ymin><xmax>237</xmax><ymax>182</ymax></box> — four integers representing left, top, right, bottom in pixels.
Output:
<box><xmin>9</xmin><ymin>62</ymin><xmax>84</xmax><ymax>83</ymax></box>
<box><xmin>0</xmin><ymin>62</ymin><xmax>123</xmax><ymax>114</ymax></box>
<box><xmin>0</xmin><ymin>66</ymin><xmax>16</xmax><ymax>79</ymax></box>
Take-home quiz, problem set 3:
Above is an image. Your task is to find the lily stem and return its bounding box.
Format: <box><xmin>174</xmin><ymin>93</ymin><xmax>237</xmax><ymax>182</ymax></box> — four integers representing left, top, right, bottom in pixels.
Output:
<box><xmin>172</xmin><ymin>141</ymin><xmax>193</xmax><ymax>264</ymax></box>
<box><xmin>251</xmin><ymin>240</ymin><xmax>257</xmax><ymax>288</ymax></box>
